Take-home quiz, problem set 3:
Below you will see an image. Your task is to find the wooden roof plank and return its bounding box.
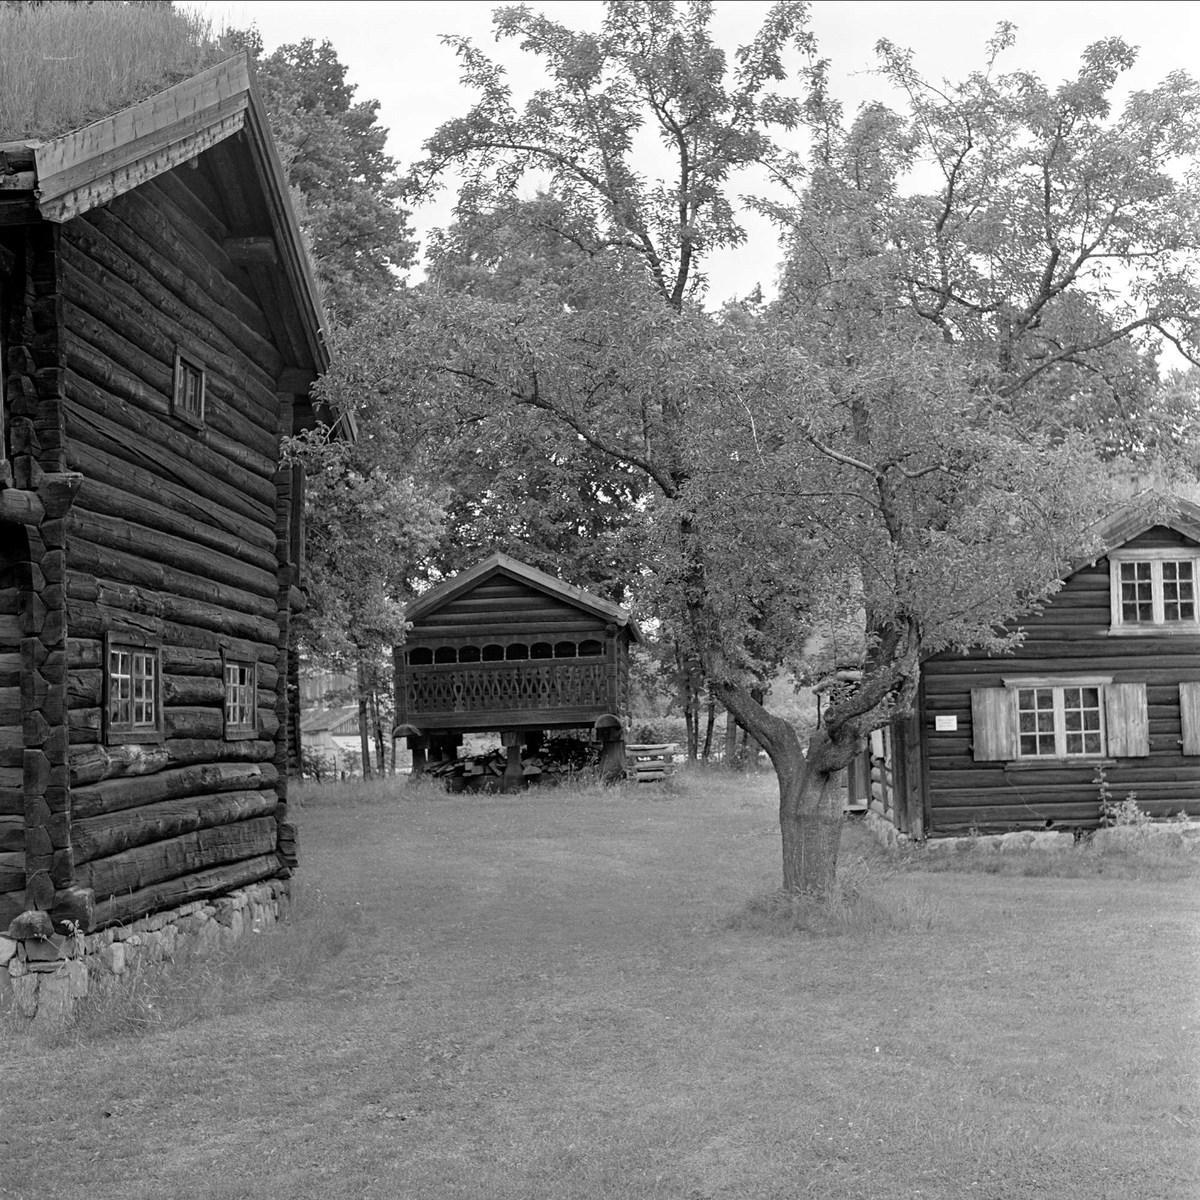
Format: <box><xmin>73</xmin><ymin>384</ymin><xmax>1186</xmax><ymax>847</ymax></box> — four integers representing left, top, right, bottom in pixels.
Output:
<box><xmin>406</xmin><ymin>552</ymin><xmax>642</xmax><ymax>642</ymax></box>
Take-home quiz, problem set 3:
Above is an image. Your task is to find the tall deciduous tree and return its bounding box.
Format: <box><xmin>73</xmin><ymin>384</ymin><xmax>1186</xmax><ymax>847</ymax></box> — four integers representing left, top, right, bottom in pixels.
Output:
<box><xmin>232</xmin><ymin>30</ymin><xmax>415</xmax><ymax>319</ymax></box>
<box><xmin>332</xmin><ymin>3</ymin><xmax>1199</xmax><ymax>888</ymax></box>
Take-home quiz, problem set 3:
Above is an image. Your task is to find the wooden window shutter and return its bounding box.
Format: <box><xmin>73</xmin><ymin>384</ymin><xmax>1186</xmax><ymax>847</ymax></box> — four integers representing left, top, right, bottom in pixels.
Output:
<box><xmin>970</xmin><ymin>687</ymin><xmax>1016</xmax><ymax>761</ymax></box>
<box><xmin>1180</xmin><ymin>682</ymin><xmax>1200</xmax><ymax>756</ymax></box>
<box><xmin>1105</xmin><ymin>683</ymin><xmax>1149</xmax><ymax>757</ymax></box>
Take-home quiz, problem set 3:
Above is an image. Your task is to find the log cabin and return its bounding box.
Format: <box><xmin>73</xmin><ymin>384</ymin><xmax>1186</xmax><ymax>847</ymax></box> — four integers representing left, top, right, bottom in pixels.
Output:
<box><xmin>394</xmin><ymin>553</ymin><xmax>642</xmax><ymax>788</ymax></box>
<box><xmin>0</xmin><ymin>54</ymin><xmax>333</xmax><ymax>934</ymax></box>
<box><xmin>848</xmin><ymin>499</ymin><xmax>1200</xmax><ymax>837</ymax></box>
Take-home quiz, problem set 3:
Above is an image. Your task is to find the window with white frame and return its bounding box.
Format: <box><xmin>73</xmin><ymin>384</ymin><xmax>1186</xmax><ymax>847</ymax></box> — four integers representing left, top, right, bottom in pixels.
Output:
<box><xmin>970</xmin><ymin>676</ymin><xmax>1149</xmax><ymax>763</ymax></box>
<box><xmin>106</xmin><ymin>636</ymin><xmax>162</xmax><ymax>743</ymax></box>
<box><xmin>1110</xmin><ymin>549</ymin><xmax>1200</xmax><ymax>631</ymax></box>
<box><xmin>223</xmin><ymin>655</ymin><xmax>257</xmax><ymax>740</ymax></box>
<box><xmin>1016</xmin><ymin>684</ymin><xmax>1104</xmax><ymax>759</ymax></box>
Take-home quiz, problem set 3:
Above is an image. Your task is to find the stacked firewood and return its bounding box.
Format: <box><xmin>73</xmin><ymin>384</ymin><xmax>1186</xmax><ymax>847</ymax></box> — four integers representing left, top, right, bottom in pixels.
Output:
<box><xmin>425</xmin><ymin>750</ymin><xmax>582</xmax><ymax>790</ymax></box>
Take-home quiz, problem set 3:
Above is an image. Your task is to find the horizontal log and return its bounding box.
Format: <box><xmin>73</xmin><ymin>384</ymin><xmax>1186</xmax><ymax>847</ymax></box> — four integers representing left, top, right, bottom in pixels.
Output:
<box><xmin>0</xmin><ymin>788</ymin><xmax>22</xmax><ymax>816</ymax></box>
<box><xmin>73</xmin><ymin>787</ymin><xmax>278</xmax><ymax>864</ymax></box>
<box><xmin>68</xmin><ymin>742</ymin><xmax>170</xmax><ymax>786</ymax></box>
<box><xmin>0</xmin><ymin>615</ymin><xmax>20</xmax><ymax>649</ymax></box>
<box><xmin>0</xmin><ymin>851</ymin><xmax>24</xmax><ymax>892</ymax></box>
<box><xmin>148</xmin><ymin>168</ymin><xmax>229</xmax><ymax>250</ymax></box>
<box><xmin>75</xmin><ymin>198</ymin><xmax>281</xmax><ymax>392</ymax></box>
<box><xmin>67</xmin><ymin>437</ymin><xmax>275</xmax><ymax>553</ymax></box>
<box><xmin>64</xmin><ymin>349</ymin><xmax>278</xmax><ymax>501</ymax></box>
<box><xmin>79</xmin><ymin>815</ymin><xmax>276</xmax><ymax>899</ymax></box>
<box><xmin>66</xmin><ymin>518</ymin><xmax>277</xmax><ymax>608</ymax></box>
<box><xmin>64</xmin><ymin>384</ymin><xmax>275</xmax><ymax>529</ymax></box>
<box><xmin>115</xmin><ymin>184</ymin><xmax>284</xmax><ymax>395</ymax></box>
<box><xmin>74</xmin><ymin>476</ymin><xmax>278</xmax><ymax>575</ymax></box>
<box><xmin>73</xmin><ymin>760</ymin><xmax>279</xmax><ymax>819</ymax></box>
<box><xmin>66</xmin><ymin>705</ymin><xmax>274</xmax><ymax>744</ymax></box>
<box><xmin>0</xmin><ymin>488</ymin><xmax>44</xmax><ymax>525</ymax></box>
<box><xmin>0</xmin><ymin>815</ymin><xmax>22</xmax><ymax>853</ymax></box>
<box><xmin>68</xmin><ymin>638</ymin><xmax>278</xmax><ymax>689</ymax></box>
<box><xmin>90</xmin><ymin>851</ymin><xmax>279</xmax><ymax>929</ymax></box>
<box><xmin>61</xmin><ymin>263</ymin><xmax>279</xmax><ymax>463</ymax></box>
<box><xmin>409</xmin><ymin>621</ymin><xmax>610</xmax><ymax>640</ymax></box>
<box><xmin>60</xmin><ymin>246</ymin><xmax>280</xmax><ymax>453</ymax></box>
<box><xmin>66</xmin><ymin>596</ymin><xmax>278</xmax><ymax>666</ymax></box>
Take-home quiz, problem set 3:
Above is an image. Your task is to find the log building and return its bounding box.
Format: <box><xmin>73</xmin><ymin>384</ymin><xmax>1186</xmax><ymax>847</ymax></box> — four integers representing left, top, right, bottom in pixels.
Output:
<box><xmin>394</xmin><ymin>553</ymin><xmax>642</xmax><ymax>788</ymax></box>
<box><xmin>0</xmin><ymin>55</ymin><xmax>332</xmax><ymax>933</ymax></box>
<box><xmin>849</xmin><ymin>500</ymin><xmax>1200</xmax><ymax>836</ymax></box>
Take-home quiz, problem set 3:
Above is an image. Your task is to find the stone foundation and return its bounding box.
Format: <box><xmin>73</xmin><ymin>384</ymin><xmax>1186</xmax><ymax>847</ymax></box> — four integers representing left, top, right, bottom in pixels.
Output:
<box><xmin>1</xmin><ymin>879</ymin><xmax>289</xmax><ymax>1029</ymax></box>
<box><xmin>862</xmin><ymin>808</ymin><xmax>1200</xmax><ymax>854</ymax></box>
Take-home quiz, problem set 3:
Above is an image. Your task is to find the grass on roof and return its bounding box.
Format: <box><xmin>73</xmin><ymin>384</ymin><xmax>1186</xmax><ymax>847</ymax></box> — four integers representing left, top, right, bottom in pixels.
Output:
<box><xmin>0</xmin><ymin>1</ymin><xmax>227</xmax><ymax>142</ymax></box>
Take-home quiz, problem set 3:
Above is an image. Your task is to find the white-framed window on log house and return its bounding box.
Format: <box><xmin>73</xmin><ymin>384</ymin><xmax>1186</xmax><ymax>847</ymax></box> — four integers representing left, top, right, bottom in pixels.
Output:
<box><xmin>172</xmin><ymin>348</ymin><xmax>205</xmax><ymax>428</ymax></box>
<box><xmin>1109</xmin><ymin>549</ymin><xmax>1200</xmax><ymax>633</ymax></box>
<box><xmin>971</xmin><ymin>678</ymin><xmax>1149</xmax><ymax>763</ymax></box>
<box><xmin>223</xmin><ymin>652</ymin><xmax>257</xmax><ymax>741</ymax></box>
<box><xmin>104</xmin><ymin>634</ymin><xmax>163</xmax><ymax>744</ymax></box>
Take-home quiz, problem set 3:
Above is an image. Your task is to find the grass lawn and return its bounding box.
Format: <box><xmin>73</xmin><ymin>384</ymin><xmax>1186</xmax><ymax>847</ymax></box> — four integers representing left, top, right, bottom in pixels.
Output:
<box><xmin>2</xmin><ymin>770</ymin><xmax>1198</xmax><ymax>1199</ymax></box>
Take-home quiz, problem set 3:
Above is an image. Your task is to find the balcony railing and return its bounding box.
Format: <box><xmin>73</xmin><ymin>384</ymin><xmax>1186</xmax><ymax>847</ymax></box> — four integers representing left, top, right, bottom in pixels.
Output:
<box><xmin>404</xmin><ymin>660</ymin><xmax>609</xmax><ymax>716</ymax></box>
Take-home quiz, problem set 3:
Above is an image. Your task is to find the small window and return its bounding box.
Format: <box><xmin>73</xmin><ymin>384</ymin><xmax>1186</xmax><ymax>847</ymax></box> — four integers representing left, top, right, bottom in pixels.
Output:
<box><xmin>408</xmin><ymin>647</ymin><xmax>433</xmax><ymax>666</ymax></box>
<box><xmin>482</xmin><ymin>644</ymin><xmax>504</xmax><ymax>662</ymax></box>
<box><xmin>554</xmin><ymin>641</ymin><xmax>577</xmax><ymax>658</ymax></box>
<box><xmin>172</xmin><ymin>349</ymin><xmax>205</xmax><ymax>427</ymax></box>
<box><xmin>971</xmin><ymin>677</ymin><xmax>1149</xmax><ymax>763</ymax></box>
<box><xmin>1016</xmin><ymin>685</ymin><xmax>1104</xmax><ymax>759</ymax></box>
<box><xmin>1110</xmin><ymin>551</ymin><xmax>1200</xmax><ymax>631</ymax></box>
<box><xmin>434</xmin><ymin>646</ymin><xmax>457</xmax><ymax>664</ymax></box>
<box><xmin>505</xmin><ymin>643</ymin><xmax>529</xmax><ymax>661</ymax></box>
<box><xmin>224</xmin><ymin>655</ymin><xmax>257</xmax><ymax>741</ymax></box>
<box><xmin>105</xmin><ymin>635</ymin><xmax>162</xmax><ymax>744</ymax></box>
<box><xmin>579</xmin><ymin>639</ymin><xmax>603</xmax><ymax>657</ymax></box>
<box><xmin>530</xmin><ymin>642</ymin><xmax>553</xmax><ymax>659</ymax></box>
<box><xmin>458</xmin><ymin>645</ymin><xmax>481</xmax><ymax>663</ymax></box>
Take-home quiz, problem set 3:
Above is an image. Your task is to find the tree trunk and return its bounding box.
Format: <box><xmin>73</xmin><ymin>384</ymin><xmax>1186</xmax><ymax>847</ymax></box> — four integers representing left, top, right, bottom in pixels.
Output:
<box><xmin>724</xmin><ymin>710</ymin><xmax>738</xmax><ymax>768</ymax></box>
<box><xmin>370</xmin><ymin>686</ymin><xmax>385</xmax><ymax>775</ymax></box>
<box><xmin>712</xmin><ymin>680</ymin><xmax>859</xmax><ymax>894</ymax></box>
<box><xmin>356</xmin><ymin>652</ymin><xmax>373</xmax><ymax>779</ymax></box>
<box><xmin>702</xmin><ymin>699</ymin><xmax>715</xmax><ymax>761</ymax></box>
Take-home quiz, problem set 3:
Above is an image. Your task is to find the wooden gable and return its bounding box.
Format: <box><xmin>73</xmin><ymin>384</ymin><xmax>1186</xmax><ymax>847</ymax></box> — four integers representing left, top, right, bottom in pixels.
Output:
<box><xmin>406</xmin><ymin>553</ymin><xmax>641</xmax><ymax>645</ymax></box>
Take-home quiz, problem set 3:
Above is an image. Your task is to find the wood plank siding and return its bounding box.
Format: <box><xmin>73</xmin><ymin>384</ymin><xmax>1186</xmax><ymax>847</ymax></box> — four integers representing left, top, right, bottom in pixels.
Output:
<box><xmin>921</xmin><ymin>526</ymin><xmax>1200</xmax><ymax>834</ymax></box>
<box><xmin>397</xmin><ymin>567</ymin><xmax>636</xmax><ymax>734</ymax></box>
<box><xmin>58</xmin><ymin>162</ymin><xmax>288</xmax><ymax>924</ymax></box>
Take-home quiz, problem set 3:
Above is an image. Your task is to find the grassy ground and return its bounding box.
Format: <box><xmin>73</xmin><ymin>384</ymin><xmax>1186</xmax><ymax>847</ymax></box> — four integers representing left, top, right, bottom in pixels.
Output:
<box><xmin>2</xmin><ymin>769</ymin><xmax>1198</xmax><ymax>1200</ymax></box>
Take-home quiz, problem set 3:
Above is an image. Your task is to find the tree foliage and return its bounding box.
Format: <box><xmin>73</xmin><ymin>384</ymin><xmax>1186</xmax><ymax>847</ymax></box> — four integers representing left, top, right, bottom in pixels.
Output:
<box><xmin>233</xmin><ymin>30</ymin><xmax>415</xmax><ymax>319</ymax></box>
<box><xmin>331</xmin><ymin>4</ymin><xmax>1199</xmax><ymax>884</ymax></box>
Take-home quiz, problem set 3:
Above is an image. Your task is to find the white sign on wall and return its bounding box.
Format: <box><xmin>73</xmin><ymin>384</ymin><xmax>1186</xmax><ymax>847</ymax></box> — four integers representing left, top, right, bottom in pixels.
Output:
<box><xmin>934</xmin><ymin>715</ymin><xmax>958</xmax><ymax>732</ymax></box>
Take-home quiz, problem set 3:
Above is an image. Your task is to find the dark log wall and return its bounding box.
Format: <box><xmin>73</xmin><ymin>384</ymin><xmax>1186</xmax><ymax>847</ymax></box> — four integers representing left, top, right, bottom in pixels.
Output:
<box><xmin>0</xmin><ymin>223</ymin><xmax>72</xmax><ymax>930</ymax></box>
<box><xmin>58</xmin><ymin>162</ymin><xmax>292</xmax><ymax>927</ymax></box>
<box><xmin>400</xmin><ymin>574</ymin><xmax>634</xmax><ymax>731</ymax></box>
<box><xmin>922</xmin><ymin>527</ymin><xmax>1200</xmax><ymax>834</ymax></box>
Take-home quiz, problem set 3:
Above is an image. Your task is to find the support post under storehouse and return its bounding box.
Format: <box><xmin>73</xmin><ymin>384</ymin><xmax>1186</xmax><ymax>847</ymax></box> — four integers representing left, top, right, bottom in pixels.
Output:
<box><xmin>393</xmin><ymin>553</ymin><xmax>642</xmax><ymax>788</ymax></box>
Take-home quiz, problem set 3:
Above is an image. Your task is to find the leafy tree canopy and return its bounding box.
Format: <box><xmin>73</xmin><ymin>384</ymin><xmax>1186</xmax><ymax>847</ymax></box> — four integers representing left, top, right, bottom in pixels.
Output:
<box><xmin>231</xmin><ymin>28</ymin><xmax>416</xmax><ymax>320</ymax></box>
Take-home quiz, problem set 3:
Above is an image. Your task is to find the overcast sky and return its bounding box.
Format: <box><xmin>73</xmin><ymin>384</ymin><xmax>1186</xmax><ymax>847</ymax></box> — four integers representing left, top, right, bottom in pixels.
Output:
<box><xmin>193</xmin><ymin>0</ymin><xmax>1199</xmax><ymax>303</ymax></box>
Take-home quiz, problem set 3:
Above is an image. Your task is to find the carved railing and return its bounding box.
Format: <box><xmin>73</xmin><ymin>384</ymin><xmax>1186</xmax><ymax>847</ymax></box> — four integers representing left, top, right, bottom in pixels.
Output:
<box><xmin>405</xmin><ymin>661</ymin><xmax>609</xmax><ymax>716</ymax></box>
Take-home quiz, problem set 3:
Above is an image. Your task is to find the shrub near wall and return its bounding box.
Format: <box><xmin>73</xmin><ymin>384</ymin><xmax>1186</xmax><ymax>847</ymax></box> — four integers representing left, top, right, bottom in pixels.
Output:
<box><xmin>0</xmin><ymin>879</ymin><xmax>288</xmax><ymax>1029</ymax></box>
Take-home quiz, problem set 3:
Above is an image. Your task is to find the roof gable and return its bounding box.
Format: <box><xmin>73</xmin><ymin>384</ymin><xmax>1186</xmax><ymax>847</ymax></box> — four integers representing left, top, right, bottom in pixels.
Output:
<box><xmin>2</xmin><ymin>53</ymin><xmax>332</xmax><ymax>399</ymax></box>
<box><xmin>1087</xmin><ymin>496</ymin><xmax>1200</xmax><ymax>558</ymax></box>
<box><xmin>406</xmin><ymin>553</ymin><xmax>642</xmax><ymax>643</ymax></box>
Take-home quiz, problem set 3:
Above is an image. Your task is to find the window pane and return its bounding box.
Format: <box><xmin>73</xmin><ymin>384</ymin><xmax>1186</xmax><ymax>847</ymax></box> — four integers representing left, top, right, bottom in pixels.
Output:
<box><xmin>1120</xmin><ymin>562</ymin><xmax>1154</xmax><ymax>622</ymax></box>
<box><xmin>109</xmin><ymin>643</ymin><xmax>157</xmax><ymax>734</ymax></box>
<box><xmin>1062</xmin><ymin>686</ymin><xmax>1102</xmax><ymax>757</ymax></box>
<box><xmin>1017</xmin><ymin>688</ymin><xmax>1056</xmax><ymax>756</ymax></box>
<box><xmin>1163</xmin><ymin>560</ymin><xmax>1196</xmax><ymax>621</ymax></box>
